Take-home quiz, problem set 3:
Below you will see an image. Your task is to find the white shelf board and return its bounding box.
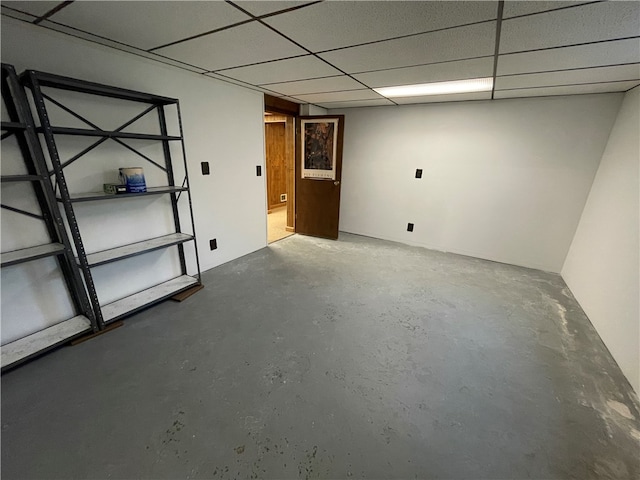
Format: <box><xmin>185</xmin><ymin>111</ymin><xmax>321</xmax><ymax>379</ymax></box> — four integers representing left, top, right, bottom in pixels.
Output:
<box><xmin>84</xmin><ymin>233</ymin><xmax>193</xmax><ymax>267</ymax></box>
<box><xmin>101</xmin><ymin>275</ymin><xmax>199</xmax><ymax>322</ymax></box>
<box><xmin>1</xmin><ymin>243</ymin><xmax>65</xmax><ymax>267</ymax></box>
<box><xmin>1</xmin><ymin>315</ymin><xmax>92</xmax><ymax>369</ymax></box>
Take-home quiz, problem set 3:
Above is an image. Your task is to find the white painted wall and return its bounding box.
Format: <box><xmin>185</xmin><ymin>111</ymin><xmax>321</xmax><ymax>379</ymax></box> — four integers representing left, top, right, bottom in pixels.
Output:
<box><xmin>562</xmin><ymin>86</ymin><xmax>640</xmax><ymax>394</ymax></box>
<box><xmin>332</xmin><ymin>94</ymin><xmax>622</xmax><ymax>272</ymax></box>
<box><xmin>1</xmin><ymin>18</ymin><xmax>267</xmax><ymax>343</ymax></box>
<box><xmin>300</xmin><ymin>104</ymin><xmax>328</xmax><ymax>116</ymax></box>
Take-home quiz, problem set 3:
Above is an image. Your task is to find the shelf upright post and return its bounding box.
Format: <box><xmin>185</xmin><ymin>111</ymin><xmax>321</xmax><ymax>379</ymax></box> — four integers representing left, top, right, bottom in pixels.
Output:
<box><xmin>175</xmin><ymin>102</ymin><xmax>202</xmax><ymax>284</ymax></box>
<box><xmin>157</xmin><ymin>104</ymin><xmax>187</xmax><ymax>275</ymax></box>
<box><xmin>1</xmin><ymin>64</ymin><xmax>98</xmax><ymax>333</ymax></box>
<box><xmin>21</xmin><ymin>70</ymin><xmax>105</xmax><ymax>329</ymax></box>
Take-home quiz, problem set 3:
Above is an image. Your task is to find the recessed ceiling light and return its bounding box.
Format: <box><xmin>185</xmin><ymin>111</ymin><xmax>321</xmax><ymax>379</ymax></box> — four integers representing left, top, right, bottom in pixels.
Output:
<box><xmin>373</xmin><ymin>78</ymin><xmax>493</xmax><ymax>98</ymax></box>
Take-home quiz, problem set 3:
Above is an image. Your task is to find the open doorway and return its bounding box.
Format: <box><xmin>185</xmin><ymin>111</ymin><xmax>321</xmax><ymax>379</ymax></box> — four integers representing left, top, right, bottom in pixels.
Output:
<box><xmin>265</xmin><ymin>111</ymin><xmax>295</xmax><ymax>243</ymax></box>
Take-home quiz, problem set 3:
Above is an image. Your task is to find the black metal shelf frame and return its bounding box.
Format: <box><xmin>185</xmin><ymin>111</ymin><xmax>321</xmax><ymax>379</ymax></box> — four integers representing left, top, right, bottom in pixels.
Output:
<box><xmin>20</xmin><ymin>69</ymin><xmax>202</xmax><ymax>329</ymax></box>
<box><xmin>1</xmin><ymin>64</ymin><xmax>98</xmax><ymax>370</ymax></box>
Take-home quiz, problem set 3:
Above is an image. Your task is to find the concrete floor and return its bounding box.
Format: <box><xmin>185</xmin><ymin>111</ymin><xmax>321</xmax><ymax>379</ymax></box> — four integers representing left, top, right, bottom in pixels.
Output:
<box><xmin>2</xmin><ymin>233</ymin><xmax>639</xmax><ymax>479</ymax></box>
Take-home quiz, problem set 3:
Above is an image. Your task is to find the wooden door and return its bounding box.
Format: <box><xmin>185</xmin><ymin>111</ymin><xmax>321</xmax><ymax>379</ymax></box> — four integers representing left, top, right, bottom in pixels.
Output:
<box><xmin>265</xmin><ymin>122</ymin><xmax>287</xmax><ymax>211</ymax></box>
<box><xmin>295</xmin><ymin>115</ymin><xmax>345</xmax><ymax>239</ymax></box>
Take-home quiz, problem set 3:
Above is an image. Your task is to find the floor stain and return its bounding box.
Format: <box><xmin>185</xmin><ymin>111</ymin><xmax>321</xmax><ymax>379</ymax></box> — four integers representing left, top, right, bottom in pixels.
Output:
<box><xmin>607</xmin><ymin>400</ymin><xmax>634</xmax><ymax>420</ymax></box>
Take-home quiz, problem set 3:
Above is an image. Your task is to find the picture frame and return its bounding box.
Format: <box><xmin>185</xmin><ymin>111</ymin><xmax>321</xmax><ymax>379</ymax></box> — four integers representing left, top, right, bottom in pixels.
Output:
<box><xmin>301</xmin><ymin>118</ymin><xmax>339</xmax><ymax>180</ymax></box>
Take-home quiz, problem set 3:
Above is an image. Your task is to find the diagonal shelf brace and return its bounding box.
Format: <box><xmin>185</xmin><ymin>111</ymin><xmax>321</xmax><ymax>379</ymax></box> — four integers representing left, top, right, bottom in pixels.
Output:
<box><xmin>0</xmin><ymin>203</ymin><xmax>45</xmax><ymax>220</ymax></box>
<box><xmin>41</xmin><ymin>92</ymin><xmax>100</xmax><ymax>130</ymax></box>
<box><xmin>110</xmin><ymin>138</ymin><xmax>167</xmax><ymax>172</ymax></box>
<box><xmin>50</xmin><ymin>103</ymin><xmax>164</xmax><ymax>172</ymax></box>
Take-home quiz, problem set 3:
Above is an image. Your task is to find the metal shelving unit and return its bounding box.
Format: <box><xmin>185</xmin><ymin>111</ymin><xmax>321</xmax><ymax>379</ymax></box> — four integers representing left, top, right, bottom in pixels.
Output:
<box><xmin>1</xmin><ymin>64</ymin><xmax>98</xmax><ymax>370</ymax></box>
<box><xmin>21</xmin><ymin>69</ymin><xmax>202</xmax><ymax>329</ymax></box>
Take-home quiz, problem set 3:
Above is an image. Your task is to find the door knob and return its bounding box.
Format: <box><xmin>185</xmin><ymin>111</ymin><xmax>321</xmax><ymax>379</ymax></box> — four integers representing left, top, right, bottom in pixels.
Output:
<box><xmin>334</xmin><ymin>180</ymin><xmax>340</xmax><ymax>186</ymax></box>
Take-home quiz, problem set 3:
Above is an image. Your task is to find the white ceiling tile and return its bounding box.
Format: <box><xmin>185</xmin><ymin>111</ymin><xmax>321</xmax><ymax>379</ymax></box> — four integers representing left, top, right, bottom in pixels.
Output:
<box><xmin>291</xmin><ymin>89</ymin><xmax>383</xmax><ymax>103</ymax></box>
<box><xmin>502</xmin><ymin>1</ymin><xmax>593</xmax><ymax>19</ymax></box>
<box><xmin>154</xmin><ymin>22</ymin><xmax>307</xmax><ymax>71</ymax></box>
<box><xmin>48</xmin><ymin>1</ymin><xmax>251</xmax><ymax>51</ymax></box>
<box><xmin>261</xmin><ymin>76</ymin><xmax>365</xmax><ymax>95</ymax></box>
<box><xmin>264</xmin><ymin>1</ymin><xmax>497</xmax><ymax>52</ymax></box>
<box><xmin>319</xmin><ymin>22</ymin><xmax>496</xmax><ymax>74</ymax></box>
<box><xmin>2</xmin><ymin>1</ymin><xmax>58</xmax><ymax>17</ymax></box>
<box><xmin>393</xmin><ymin>91</ymin><xmax>492</xmax><ymax>105</ymax></box>
<box><xmin>494</xmin><ymin>81</ymin><xmax>640</xmax><ymax>99</ymax></box>
<box><xmin>497</xmin><ymin>39</ymin><xmax>640</xmax><ymax>75</ymax></box>
<box><xmin>353</xmin><ymin>57</ymin><xmax>494</xmax><ymax>88</ymax></box>
<box><xmin>37</xmin><ymin>20</ymin><xmax>208</xmax><ymax>73</ymax></box>
<box><xmin>500</xmin><ymin>2</ymin><xmax>640</xmax><ymax>54</ymax></box>
<box><xmin>319</xmin><ymin>98</ymin><xmax>396</xmax><ymax>109</ymax></box>
<box><xmin>495</xmin><ymin>64</ymin><xmax>640</xmax><ymax>90</ymax></box>
<box><xmin>219</xmin><ymin>56</ymin><xmax>343</xmax><ymax>85</ymax></box>
<box><xmin>236</xmin><ymin>1</ymin><xmax>318</xmax><ymax>17</ymax></box>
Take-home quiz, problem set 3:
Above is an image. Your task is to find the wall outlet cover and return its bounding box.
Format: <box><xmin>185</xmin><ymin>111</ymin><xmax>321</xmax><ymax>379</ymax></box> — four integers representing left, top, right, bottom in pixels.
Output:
<box><xmin>407</xmin><ymin>223</ymin><xmax>414</xmax><ymax>232</ymax></box>
<box><xmin>415</xmin><ymin>169</ymin><xmax>423</xmax><ymax>179</ymax></box>
<box><xmin>280</xmin><ymin>193</ymin><xmax>287</xmax><ymax>202</ymax></box>
<box><xmin>209</xmin><ymin>238</ymin><xmax>217</xmax><ymax>250</ymax></box>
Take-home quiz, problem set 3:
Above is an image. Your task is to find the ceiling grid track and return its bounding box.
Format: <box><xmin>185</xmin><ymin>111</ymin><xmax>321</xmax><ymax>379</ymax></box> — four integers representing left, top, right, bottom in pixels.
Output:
<box><xmin>224</xmin><ymin>0</ymin><xmax>400</xmax><ymax>106</ymax></box>
<box><xmin>32</xmin><ymin>0</ymin><xmax>73</xmax><ymax>25</ymax></box>
<box><xmin>2</xmin><ymin>0</ymin><xmax>638</xmax><ymax>108</ymax></box>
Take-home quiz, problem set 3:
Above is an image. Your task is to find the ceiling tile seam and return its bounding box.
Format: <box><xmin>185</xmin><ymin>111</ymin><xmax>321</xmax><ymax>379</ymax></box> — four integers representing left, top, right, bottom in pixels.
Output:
<box><xmin>2</xmin><ymin>7</ymin><xmax>297</xmax><ymax>98</ymax></box>
<box><xmin>208</xmin><ymin>54</ymin><xmax>312</xmax><ymax>74</ymax></box>
<box><xmin>319</xmin><ymin>104</ymin><xmax>392</xmax><ymax>109</ymax></box>
<box><xmin>147</xmin><ymin>1</ymin><xmax>323</xmax><ymax>52</ymax></box>
<box><xmin>496</xmin><ymin>62</ymin><xmax>640</xmax><ymax>78</ymax></box>
<box><xmin>258</xmin><ymin>74</ymin><xmax>345</xmax><ymax>87</ymax></box>
<box><xmin>10</xmin><ymin>16</ymin><xmax>218</xmax><ymax>78</ymax></box>
<box><xmin>491</xmin><ymin>1</ymin><xmax>505</xmax><ymax>100</ymax></box>
<box><xmin>256</xmin><ymin>1</ymin><xmax>323</xmax><ymax>21</ymax></box>
<box><xmin>286</xmin><ymin>88</ymin><xmax>374</xmax><ymax>98</ymax></box>
<box><xmin>344</xmin><ymin>55</ymin><xmax>497</xmax><ymax>77</ymax></box>
<box><xmin>496</xmin><ymin>91</ymin><xmax>630</xmax><ymax>100</ymax></box>
<box><xmin>496</xmin><ymin>79</ymin><xmax>640</xmax><ymax>91</ymax></box>
<box><xmin>1</xmin><ymin>5</ymin><xmax>37</xmax><ymax>19</ymax></box>
<box><xmin>36</xmin><ymin>25</ymin><xmax>204</xmax><ymax>76</ymax></box>
<box><xmin>207</xmin><ymin>72</ymin><xmax>289</xmax><ymax>96</ymax></box>
<box><xmin>390</xmin><ymin>97</ymin><xmax>492</xmax><ymax>107</ymax></box>
<box><xmin>32</xmin><ymin>0</ymin><xmax>73</xmax><ymax>25</ymax></box>
<box><xmin>147</xmin><ymin>19</ymin><xmax>257</xmax><ymax>52</ymax></box>
<box><xmin>224</xmin><ymin>0</ymin><xmax>398</xmax><ymax>105</ymax></box>
<box><xmin>501</xmin><ymin>0</ymin><xmax>604</xmax><ymax>21</ymax></box>
<box><xmin>35</xmin><ymin>17</ymin><xmax>213</xmax><ymax>72</ymax></box>
<box><xmin>312</xmin><ymin>19</ymin><xmax>498</xmax><ymax>56</ymax></box>
<box><xmin>500</xmin><ymin>36</ymin><xmax>640</xmax><ymax>56</ymax></box>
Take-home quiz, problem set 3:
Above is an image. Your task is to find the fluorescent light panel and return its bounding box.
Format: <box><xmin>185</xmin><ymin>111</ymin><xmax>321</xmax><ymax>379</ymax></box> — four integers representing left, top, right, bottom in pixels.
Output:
<box><xmin>374</xmin><ymin>77</ymin><xmax>493</xmax><ymax>98</ymax></box>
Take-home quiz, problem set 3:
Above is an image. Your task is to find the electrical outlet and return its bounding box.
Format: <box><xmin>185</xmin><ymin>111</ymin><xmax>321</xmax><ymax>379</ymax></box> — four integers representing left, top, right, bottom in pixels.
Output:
<box><xmin>209</xmin><ymin>238</ymin><xmax>217</xmax><ymax>250</ymax></box>
<box><xmin>407</xmin><ymin>223</ymin><xmax>414</xmax><ymax>232</ymax></box>
<box><xmin>415</xmin><ymin>169</ymin><xmax>422</xmax><ymax>179</ymax></box>
<box><xmin>280</xmin><ymin>193</ymin><xmax>287</xmax><ymax>202</ymax></box>
<box><xmin>201</xmin><ymin>162</ymin><xmax>210</xmax><ymax>175</ymax></box>
<box><xmin>256</xmin><ymin>165</ymin><xmax>262</xmax><ymax>176</ymax></box>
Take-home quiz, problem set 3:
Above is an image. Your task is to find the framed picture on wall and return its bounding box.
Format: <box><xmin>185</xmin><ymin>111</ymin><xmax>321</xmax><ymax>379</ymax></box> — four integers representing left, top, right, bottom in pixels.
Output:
<box><xmin>301</xmin><ymin>118</ymin><xmax>338</xmax><ymax>180</ymax></box>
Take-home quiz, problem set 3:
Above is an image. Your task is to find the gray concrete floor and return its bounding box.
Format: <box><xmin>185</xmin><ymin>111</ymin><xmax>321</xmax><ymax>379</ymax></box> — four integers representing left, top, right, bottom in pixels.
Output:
<box><xmin>2</xmin><ymin>233</ymin><xmax>639</xmax><ymax>480</ymax></box>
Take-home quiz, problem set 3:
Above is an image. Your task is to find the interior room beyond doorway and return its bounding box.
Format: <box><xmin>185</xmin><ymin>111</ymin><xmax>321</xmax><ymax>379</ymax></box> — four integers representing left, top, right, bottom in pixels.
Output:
<box><xmin>264</xmin><ymin>112</ymin><xmax>295</xmax><ymax>244</ymax></box>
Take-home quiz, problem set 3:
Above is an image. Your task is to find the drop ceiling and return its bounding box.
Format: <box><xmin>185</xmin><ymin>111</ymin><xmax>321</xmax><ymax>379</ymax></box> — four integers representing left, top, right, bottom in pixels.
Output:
<box><xmin>2</xmin><ymin>1</ymin><xmax>639</xmax><ymax>109</ymax></box>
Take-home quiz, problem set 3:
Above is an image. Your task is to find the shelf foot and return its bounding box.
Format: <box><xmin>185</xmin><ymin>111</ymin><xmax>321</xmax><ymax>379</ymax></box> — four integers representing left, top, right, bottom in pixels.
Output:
<box><xmin>70</xmin><ymin>321</ymin><xmax>124</xmax><ymax>345</ymax></box>
<box><xmin>171</xmin><ymin>283</ymin><xmax>204</xmax><ymax>302</ymax></box>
